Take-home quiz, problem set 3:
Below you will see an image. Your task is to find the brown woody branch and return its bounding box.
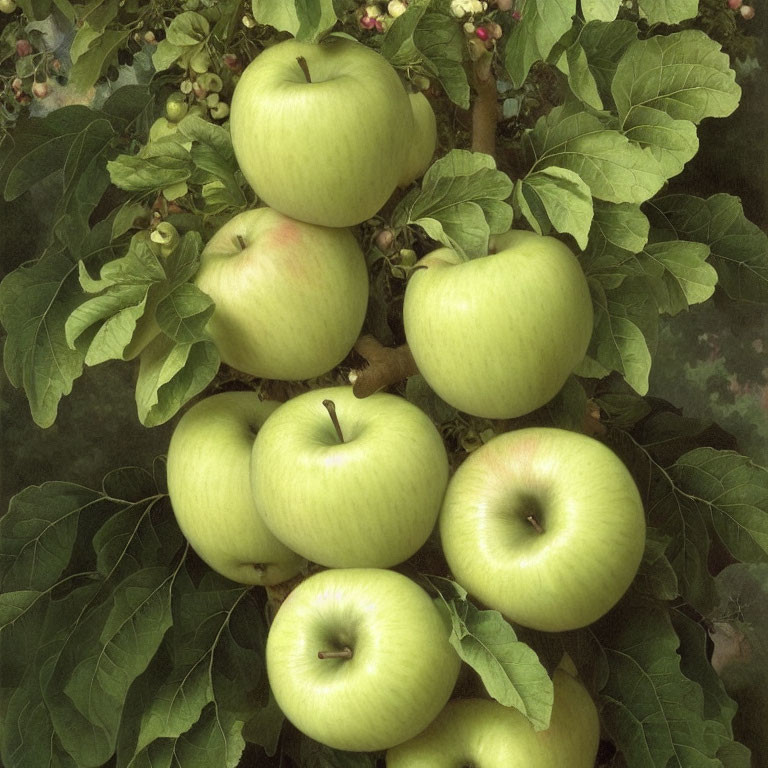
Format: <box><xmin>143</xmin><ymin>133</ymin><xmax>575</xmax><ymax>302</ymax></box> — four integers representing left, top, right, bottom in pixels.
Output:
<box><xmin>471</xmin><ymin>53</ymin><xmax>497</xmax><ymax>156</ymax></box>
<box><xmin>351</xmin><ymin>335</ymin><xmax>419</xmax><ymax>398</ymax></box>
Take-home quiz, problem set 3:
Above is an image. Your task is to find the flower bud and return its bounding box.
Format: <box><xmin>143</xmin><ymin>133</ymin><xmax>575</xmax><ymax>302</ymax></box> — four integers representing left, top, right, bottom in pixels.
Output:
<box><xmin>210</xmin><ymin>101</ymin><xmax>230</xmax><ymax>120</ymax></box>
<box><xmin>365</xmin><ymin>4</ymin><xmax>383</xmax><ymax>17</ymax></box>
<box><xmin>511</xmin><ymin>9</ymin><xmax>522</xmax><ymax>20</ymax></box>
<box><xmin>450</xmin><ymin>0</ymin><xmax>474</xmax><ymax>17</ymax></box>
<box><xmin>728</xmin><ymin>0</ymin><xmax>743</xmax><ymax>8</ymax></box>
<box><xmin>487</xmin><ymin>22</ymin><xmax>503</xmax><ymax>39</ymax></box>
<box><xmin>388</xmin><ymin>0</ymin><xmax>408</xmax><ymax>16</ymax></box>
<box><xmin>197</xmin><ymin>72</ymin><xmax>223</xmax><ymax>92</ymax></box>
<box><xmin>360</xmin><ymin>14</ymin><xmax>376</xmax><ymax>28</ymax></box>
<box><xmin>0</xmin><ymin>0</ymin><xmax>18</xmax><ymax>13</ymax></box>
<box><xmin>475</xmin><ymin>26</ymin><xmax>490</xmax><ymax>40</ymax></box>
<box><xmin>241</xmin><ymin>14</ymin><xmax>257</xmax><ymax>28</ymax></box>
<box><xmin>740</xmin><ymin>4</ymin><xmax>755</xmax><ymax>17</ymax></box>
<box><xmin>32</xmin><ymin>80</ymin><xmax>49</xmax><ymax>99</ymax></box>
<box><xmin>496</xmin><ymin>0</ymin><xmax>514</xmax><ymax>8</ymax></box>
<box><xmin>15</xmin><ymin>39</ymin><xmax>32</xmax><ymax>57</ymax></box>
<box><xmin>375</xmin><ymin>17</ymin><xmax>386</xmax><ymax>31</ymax></box>
<box><xmin>375</xmin><ymin>228</ymin><xmax>395</xmax><ymax>252</ymax></box>
<box><xmin>463</xmin><ymin>21</ymin><xmax>476</xmax><ymax>34</ymax></box>
<box><xmin>180</xmin><ymin>79</ymin><xmax>193</xmax><ymax>94</ymax></box>
<box><xmin>223</xmin><ymin>53</ymin><xmax>242</xmax><ymax>73</ymax></box>
<box><xmin>11</xmin><ymin>76</ymin><xmax>22</xmax><ymax>92</ymax></box>
<box><xmin>192</xmin><ymin>81</ymin><xmax>207</xmax><ymax>100</ymax></box>
<box><xmin>144</xmin><ymin>30</ymin><xmax>157</xmax><ymax>44</ymax></box>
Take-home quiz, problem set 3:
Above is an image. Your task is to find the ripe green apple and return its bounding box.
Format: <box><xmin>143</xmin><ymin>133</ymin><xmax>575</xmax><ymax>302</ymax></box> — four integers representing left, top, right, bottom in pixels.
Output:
<box><xmin>194</xmin><ymin>207</ymin><xmax>368</xmax><ymax>380</ymax></box>
<box><xmin>229</xmin><ymin>37</ymin><xmax>414</xmax><ymax>227</ymax></box>
<box><xmin>403</xmin><ymin>229</ymin><xmax>593</xmax><ymax>419</ymax></box>
<box><xmin>439</xmin><ymin>427</ymin><xmax>646</xmax><ymax>631</ymax></box>
<box><xmin>266</xmin><ymin>567</ymin><xmax>461</xmax><ymax>752</ymax></box>
<box><xmin>250</xmin><ymin>386</ymin><xmax>449</xmax><ymax>568</ymax></box>
<box><xmin>166</xmin><ymin>391</ymin><xmax>304</xmax><ymax>585</ymax></box>
<box><xmin>386</xmin><ymin>658</ymin><xmax>599</xmax><ymax>767</ymax></box>
<box><xmin>398</xmin><ymin>91</ymin><xmax>437</xmax><ymax>187</ymax></box>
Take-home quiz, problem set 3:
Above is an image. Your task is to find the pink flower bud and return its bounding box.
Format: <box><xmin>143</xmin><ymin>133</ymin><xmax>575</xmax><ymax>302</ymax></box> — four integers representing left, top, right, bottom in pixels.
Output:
<box><xmin>475</xmin><ymin>26</ymin><xmax>490</xmax><ymax>40</ymax></box>
<box><xmin>375</xmin><ymin>18</ymin><xmax>385</xmax><ymax>31</ymax></box>
<box><xmin>511</xmin><ymin>9</ymin><xmax>522</xmax><ymax>20</ymax></box>
<box><xmin>360</xmin><ymin>14</ymin><xmax>376</xmax><ymax>28</ymax></box>
<box><xmin>375</xmin><ymin>229</ymin><xmax>395</xmax><ymax>251</ymax></box>
<box><xmin>728</xmin><ymin>0</ymin><xmax>742</xmax><ymax>8</ymax></box>
<box><xmin>32</xmin><ymin>81</ymin><xmax>49</xmax><ymax>99</ymax></box>
<box><xmin>11</xmin><ymin>76</ymin><xmax>22</xmax><ymax>92</ymax></box>
<box><xmin>15</xmin><ymin>39</ymin><xmax>32</xmax><ymax>57</ymax></box>
<box><xmin>740</xmin><ymin>3</ymin><xmax>755</xmax><ymax>17</ymax></box>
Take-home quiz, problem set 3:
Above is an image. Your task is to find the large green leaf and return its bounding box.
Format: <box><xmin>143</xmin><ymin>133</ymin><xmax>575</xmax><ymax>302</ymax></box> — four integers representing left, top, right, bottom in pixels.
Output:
<box><xmin>646</xmin><ymin>194</ymin><xmax>768</xmax><ymax>304</ymax></box>
<box><xmin>503</xmin><ymin>0</ymin><xmax>578</xmax><ymax>88</ymax></box>
<box><xmin>392</xmin><ymin>150</ymin><xmax>513</xmax><ymax>258</ymax></box>
<box><xmin>525</xmin><ymin>105</ymin><xmax>666</xmax><ymax>204</ymax></box>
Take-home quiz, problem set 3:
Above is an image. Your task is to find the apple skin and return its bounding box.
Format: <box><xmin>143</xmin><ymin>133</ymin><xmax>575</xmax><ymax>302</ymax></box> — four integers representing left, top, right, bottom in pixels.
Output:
<box><xmin>250</xmin><ymin>386</ymin><xmax>449</xmax><ymax>568</ymax></box>
<box><xmin>229</xmin><ymin>37</ymin><xmax>413</xmax><ymax>227</ymax></box>
<box><xmin>194</xmin><ymin>207</ymin><xmax>368</xmax><ymax>380</ymax></box>
<box><xmin>266</xmin><ymin>567</ymin><xmax>461</xmax><ymax>752</ymax></box>
<box><xmin>166</xmin><ymin>392</ymin><xmax>305</xmax><ymax>585</ymax></box>
<box><xmin>398</xmin><ymin>91</ymin><xmax>437</xmax><ymax>187</ymax></box>
<box><xmin>403</xmin><ymin>229</ymin><xmax>593</xmax><ymax>419</ymax></box>
<box><xmin>439</xmin><ymin>427</ymin><xmax>646</xmax><ymax>632</ymax></box>
<box><xmin>386</xmin><ymin>661</ymin><xmax>599</xmax><ymax>767</ymax></box>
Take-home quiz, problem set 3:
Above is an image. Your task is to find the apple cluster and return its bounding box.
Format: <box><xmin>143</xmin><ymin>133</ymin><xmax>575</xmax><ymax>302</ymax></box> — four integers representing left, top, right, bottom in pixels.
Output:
<box><xmin>164</xmin><ymin>36</ymin><xmax>648</xmax><ymax>761</ymax></box>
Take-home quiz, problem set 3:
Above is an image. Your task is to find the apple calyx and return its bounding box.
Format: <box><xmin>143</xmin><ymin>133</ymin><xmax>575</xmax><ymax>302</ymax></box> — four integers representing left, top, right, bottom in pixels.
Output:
<box><xmin>317</xmin><ymin>647</ymin><xmax>354</xmax><ymax>660</ymax></box>
<box><xmin>322</xmin><ymin>399</ymin><xmax>345</xmax><ymax>443</ymax></box>
<box><xmin>236</xmin><ymin>234</ymin><xmax>247</xmax><ymax>250</ymax></box>
<box><xmin>296</xmin><ymin>55</ymin><xmax>312</xmax><ymax>83</ymax></box>
<box><xmin>526</xmin><ymin>514</ymin><xmax>545</xmax><ymax>534</ymax></box>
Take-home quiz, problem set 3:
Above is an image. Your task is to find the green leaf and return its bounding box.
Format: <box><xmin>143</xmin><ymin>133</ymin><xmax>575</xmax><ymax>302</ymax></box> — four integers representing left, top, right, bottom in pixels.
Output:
<box><xmin>135</xmin><ymin>333</ymin><xmax>220</xmax><ymax>427</ymax></box>
<box><xmin>380</xmin><ymin>1</ymin><xmax>429</xmax><ymax>65</ymax></box>
<box><xmin>43</xmin><ymin>567</ymin><xmax>179</xmax><ymax>766</ymax></box>
<box><xmin>546</xmin><ymin>375</ymin><xmax>588</xmax><ymax>431</ymax></box>
<box><xmin>412</xmin><ymin>12</ymin><xmax>470</xmax><ymax>110</ymax></box>
<box><xmin>69</xmin><ymin>29</ymin><xmax>131</xmax><ymax>94</ymax></box>
<box><xmin>646</xmin><ymin>194</ymin><xmax>768</xmax><ymax>304</ymax></box>
<box><xmin>525</xmin><ymin>105</ymin><xmax>666</xmax><ymax>204</ymax></box>
<box><xmin>555</xmin><ymin>41</ymin><xmax>603</xmax><ymax>110</ymax></box>
<box><xmin>250</xmin><ymin>0</ymin><xmax>338</xmax><ymax>41</ymax></box>
<box><xmin>430</xmin><ymin>583</ymin><xmax>553</xmax><ymax>730</ymax></box>
<box><xmin>165</xmin><ymin>11</ymin><xmax>210</xmax><ymax>47</ymax></box>
<box><xmin>582</xmin><ymin>0</ymin><xmax>620</xmax><ymax>21</ymax></box>
<box><xmin>514</xmin><ymin>166</ymin><xmax>593</xmax><ymax>249</ymax></box>
<box><xmin>649</xmin><ymin>468</ymin><xmax>717</xmax><ymax>614</ymax></box>
<box><xmin>155</xmin><ymin>283</ymin><xmax>215</xmax><ymax>344</ymax></box>
<box><xmin>579</xmin><ymin>20</ymin><xmax>637</xmax><ymax>105</ymax></box>
<box><xmin>152</xmin><ymin>39</ymin><xmax>185</xmax><ymax>72</ymax></box>
<box><xmin>636</xmin><ymin>239</ymin><xmax>716</xmax><ymax>315</ymax></box>
<box><xmin>637</xmin><ymin>0</ymin><xmax>699</xmax><ymax>25</ymax></box>
<box><xmin>622</xmin><ymin>105</ymin><xmax>699</xmax><ymax>180</ymax></box>
<box><xmin>585</xmin><ymin>279</ymin><xmax>653</xmax><ymax>393</ymax></box>
<box><xmin>595</xmin><ymin>601</ymin><xmax>735</xmax><ymax>767</ymax></box>
<box><xmin>634</xmin><ymin>530</ymin><xmax>679</xmax><ymax>601</ymax></box>
<box><xmin>289</xmin><ymin>736</ymin><xmax>379</xmax><ymax>768</ymax></box>
<box><xmin>613</xmin><ymin>31</ymin><xmax>741</xmax><ymax>127</ymax></box>
<box><xmin>671</xmin><ymin>449</ymin><xmax>768</xmax><ymax>565</ymax></box>
<box><xmin>107</xmin><ymin>143</ymin><xmax>194</xmax><ymax>193</ymax></box>
<box><xmin>392</xmin><ymin>149</ymin><xmax>513</xmax><ymax>258</ymax></box>
<box><xmin>121</xmin><ymin>570</ymin><xmax>267</xmax><ymax>768</ymax></box>
<box><xmin>504</xmin><ymin>0</ymin><xmax>578</xmax><ymax>88</ymax></box>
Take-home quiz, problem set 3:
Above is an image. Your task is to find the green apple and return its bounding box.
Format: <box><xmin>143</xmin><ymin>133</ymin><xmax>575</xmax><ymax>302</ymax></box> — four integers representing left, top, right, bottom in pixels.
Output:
<box><xmin>194</xmin><ymin>207</ymin><xmax>368</xmax><ymax>380</ymax></box>
<box><xmin>250</xmin><ymin>386</ymin><xmax>449</xmax><ymax>568</ymax></box>
<box><xmin>230</xmin><ymin>37</ymin><xmax>413</xmax><ymax>227</ymax></box>
<box><xmin>266</xmin><ymin>567</ymin><xmax>461</xmax><ymax>751</ymax></box>
<box><xmin>398</xmin><ymin>91</ymin><xmax>437</xmax><ymax>187</ymax></box>
<box><xmin>166</xmin><ymin>391</ymin><xmax>304</xmax><ymax>585</ymax></box>
<box><xmin>403</xmin><ymin>229</ymin><xmax>593</xmax><ymax>419</ymax></box>
<box><xmin>439</xmin><ymin>427</ymin><xmax>646</xmax><ymax>631</ymax></box>
<box><xmin>387</xmin><ymin>659</ymin><xmax>599</xmax><ymax>767</ymax></box>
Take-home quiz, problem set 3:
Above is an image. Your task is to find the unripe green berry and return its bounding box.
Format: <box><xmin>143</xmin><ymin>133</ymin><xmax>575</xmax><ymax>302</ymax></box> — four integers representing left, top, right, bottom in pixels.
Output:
<box><xmin>166</xmin><ymin>93</ymin><xmax>189</xmax><ymax>122</ymax></box>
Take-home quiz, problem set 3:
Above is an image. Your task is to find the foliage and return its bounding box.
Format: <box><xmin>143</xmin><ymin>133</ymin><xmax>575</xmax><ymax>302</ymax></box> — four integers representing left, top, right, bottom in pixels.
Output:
<box><xmin>0</xmin><ymin>0</ymin><xmax>767</xmax><ymax>765</ymax></box>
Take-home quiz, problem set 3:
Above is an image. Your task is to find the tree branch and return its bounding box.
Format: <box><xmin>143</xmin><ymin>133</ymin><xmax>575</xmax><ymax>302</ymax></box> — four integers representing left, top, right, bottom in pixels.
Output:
<box><xmin>351</xmin><ymin>335</ymin><xmax>419</xmax><ymax>397</ymax></box>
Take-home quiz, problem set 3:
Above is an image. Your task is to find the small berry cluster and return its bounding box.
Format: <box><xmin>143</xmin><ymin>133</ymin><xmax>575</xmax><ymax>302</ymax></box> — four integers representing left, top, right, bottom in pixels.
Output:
<box><xmin>728</xmin><ymin>0</ymin><xmax>756</xmax><ymax>19</ymax></box>
<box><xmin>358</xmin><ymin>1</ymin><xmax>408</xmax><ymax>33</ymax></box>
<box><xmin>4</xmin><ymin>37</ymin><xmax>60</xmax><ymax>109</ymax></box>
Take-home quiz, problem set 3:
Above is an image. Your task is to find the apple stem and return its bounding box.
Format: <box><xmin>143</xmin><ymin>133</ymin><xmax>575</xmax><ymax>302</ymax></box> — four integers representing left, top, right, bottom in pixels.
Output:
<box><xmin>322</xmin><ymin>399</ymin><xmax>344</xmax><ymax>443</ymax></box>
<box><xmin>296</xmin><ymin>56</ymin><xmax>312</xmax><ymax>83</ymax></box>
<box><xmin>318</xmin><ymin>647</ymin><xmax>353</xmax><ymax>660</ymax></box>
<box><xmin>236</xmin><ymin>234</ymin><xmax>247</xmax><ymax>250</ymax></box>
<box><xmin>526</xmin><ymin>515</ymin><xmax>545</xmax><ymax>534</ymax></box>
